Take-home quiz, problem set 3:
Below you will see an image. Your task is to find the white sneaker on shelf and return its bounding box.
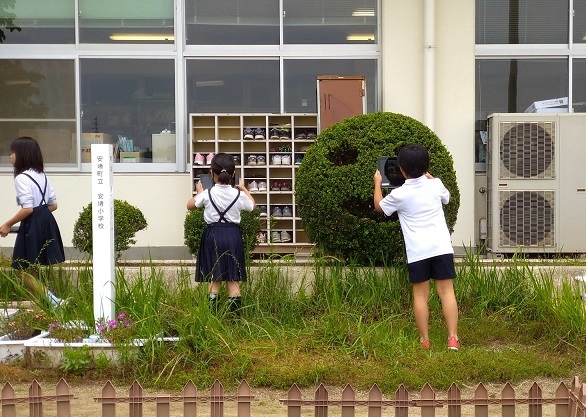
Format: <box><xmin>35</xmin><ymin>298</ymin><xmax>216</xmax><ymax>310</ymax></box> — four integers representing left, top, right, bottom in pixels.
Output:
<box><xmin>271</xmin><ymin>231</ymin><xmax>281</xmax><ymax>243</ymax></box>
<box><xmin>248</xmin><ymin>180</ymin><xmax>259</xmax><ymax>192</ymax></box>
<box><xmin>281</xmin><ymin>154</ymin><xmax>292</xmax><ymax>165</ymax></box>
<box><xmin>258</xmin><ymin>181</ymin><xmax>267</xmax><ymax>191</ymax></box>
<box><xmin>206</xmin><ymin>152</ymin><xmax>215</xmax><ymax>165</ymax></box>
<box><xmin>272</xmin><ymin>154</ymin><xmax>282</xmax><ymax>165</ymax></box>
<box><xmin>194</xmin><ymin>153</ymin><xmax>205</xmax><ymax>165</ymax></box>
<box><xmin>280</xmin><ymin>231</ymin><xmax>292</xmax><ymax>242</ymax></box>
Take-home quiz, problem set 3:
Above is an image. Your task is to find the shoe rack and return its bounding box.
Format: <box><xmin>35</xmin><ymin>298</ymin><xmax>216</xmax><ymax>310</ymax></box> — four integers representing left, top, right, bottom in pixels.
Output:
<box><xmin>189</xmin><ymin>113</ymin><xmax>318</xmax><ymax>254</ymax></box>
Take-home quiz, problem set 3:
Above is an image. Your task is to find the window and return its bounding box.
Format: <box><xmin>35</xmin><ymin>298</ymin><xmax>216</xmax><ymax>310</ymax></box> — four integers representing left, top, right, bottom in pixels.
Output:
<box><xmin>185</xmin><ymin>0</ymin><xmax>279</xmax><ymax>45</ymax></box>
<box><xmin>79</xmin><ymin>0</ymin><xmax>174</xmax><ymax>44</ymax></box>
<box><xmin>0</xmin><ymin>60</ymin><xmax>76</xmax><ymax>165</ymax></box>
<box><xmin>0</xmin><ymin>0</ymin><xmax>75</xmax><ymax>44</ymax></box>
<box><xmin>80</xmin><ymin>59</ymin><xmax>176</xmax><ymax>163</ymax></box>
<box><xmin>574</xmin><ymin>0</ymin><xmax>586</xmax><ymax>44</ymax></box>
<box><xmin>476</xmin><ymin>0</ymin><xmax>569</xmax><ymax>44</ymax></box>
<box><xmin>475</xmin><ymin>58</ymin><xmax>568</xmax><ymax>162</ymax></box>
<box><xmin>186</xmin><ymin>59</ymin><xmax>280</xmax><ymax>113</ymax></box>
<box><xmin>284</xmin><ymin>59</ymin><xmax>377</xmax><ymax>113</ymax></box>
<box><xmin>574</xmin><ymin>59</ymin><xmax>586</xmax><ymax>112</ymax></box>
<box><xmin>283</xmin><ymin>0</ymin><xmax>377</xmax><ymax>44</ymax></box>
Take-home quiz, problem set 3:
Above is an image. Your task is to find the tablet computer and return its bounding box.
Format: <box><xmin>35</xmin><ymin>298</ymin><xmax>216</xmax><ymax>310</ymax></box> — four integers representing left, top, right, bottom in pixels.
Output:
<box><xmin>377</xmin><ymin>156</ymin><xmax>405</xmax><ymax>189</ymax></box>
<box><xmin>199</xmin><ymin>173</ymin><xmax>239</xmax><ymax>190</ymax></box>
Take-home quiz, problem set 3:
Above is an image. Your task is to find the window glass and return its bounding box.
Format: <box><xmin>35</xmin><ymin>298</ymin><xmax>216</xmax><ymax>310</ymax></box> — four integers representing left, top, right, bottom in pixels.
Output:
<box><xmin>80</xmin><ymin>59</ymin><xmax>176</xmax><ymax>163</ymax></box>
<box><xmin>79</xmin><ymin>0</ymin><xmax>174</xmax><ymax>44</ymax></box>
<box><xmin>284</xmin><ymin>0</ymin><xmax>377</xmax><ymax>44</ymax></box>
<box><xmin>0</xmin><ymin>60</ymin><xmax>76</xmax><ymax>165</ymax></box>
<box><xmin>476</xmin><ymin>0</ymin><xmax>568</xmax><ymax>44</ymax></box>
<box><xmin>185</xmin><ymin>0</ymin><xmax>279</xmax><ymax>45</ymax></box>
<box><xmin>284</xmin><ymin>59</ymin><xmax>377</xmax><ymax>113</ymax></box>
<box><xmin>573</xmin><ymin>59</ymin><xmax>586</xmax><ymax>112</ymax></box>
<box><xmin>186</xmin><ymin>59</ymin><xmax>280</xmax><ymax>113</ymax></box>
<box><xmin>574</xmin><ymin>1</ymin><xmax>586</xmax><ymax>44</ymax></box>
<box><xmin>475</xmin><ymin>59</ymin><xmax>568</xmax><ymax>163</ymax></box>
<box><xmin>0</xmin><ymin>0</ymin><xmax>75</xmax><ymax>44</ymax></box>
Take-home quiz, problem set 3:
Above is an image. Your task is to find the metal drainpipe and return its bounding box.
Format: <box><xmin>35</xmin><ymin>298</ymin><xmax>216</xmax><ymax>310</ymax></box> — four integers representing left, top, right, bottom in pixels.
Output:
<box><xmin>423</xmin><ymin>0</ymin><xmax>435</xmax><ymax>130</ymax></box>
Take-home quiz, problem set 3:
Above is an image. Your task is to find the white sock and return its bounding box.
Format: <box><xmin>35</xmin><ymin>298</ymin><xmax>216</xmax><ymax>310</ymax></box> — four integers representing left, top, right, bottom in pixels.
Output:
<box><xmin>46</xmin><ymin>291</ymin><xmax>61</xmax><ymax>307</ymax></box>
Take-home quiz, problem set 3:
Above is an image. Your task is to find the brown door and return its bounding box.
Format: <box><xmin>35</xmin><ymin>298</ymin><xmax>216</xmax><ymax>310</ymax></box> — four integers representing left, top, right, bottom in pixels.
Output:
<box><xmin>317</xmin><ymin>76</ymin><xmax>366</xmax><ymax>132</ymax></box>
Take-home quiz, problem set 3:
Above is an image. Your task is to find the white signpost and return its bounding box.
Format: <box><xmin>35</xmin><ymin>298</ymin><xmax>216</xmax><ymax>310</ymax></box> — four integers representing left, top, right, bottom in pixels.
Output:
<box><xmin>91</xmin><ymin>144</ymin><xmax>115</xmax><ymax>323</ymax></box>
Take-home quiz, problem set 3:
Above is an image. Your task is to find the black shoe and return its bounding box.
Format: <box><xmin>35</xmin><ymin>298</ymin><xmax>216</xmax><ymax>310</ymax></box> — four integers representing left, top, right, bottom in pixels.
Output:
<box><xmin>227</xmin><ymin>296</ymin><xmax>242</xmax><ymax>315</ymax></box>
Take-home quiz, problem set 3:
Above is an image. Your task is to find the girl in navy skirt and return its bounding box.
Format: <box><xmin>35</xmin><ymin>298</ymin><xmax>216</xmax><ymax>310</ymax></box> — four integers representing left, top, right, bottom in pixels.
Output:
<box><xmin>186</xmin><ymin>152</ymin><xmax>255</xmax><ymax>312</ymax></box>
<box><xmin>0</xmin><ymin>136</ymin><xmax>66</xmax><ymax>307</ymax></box>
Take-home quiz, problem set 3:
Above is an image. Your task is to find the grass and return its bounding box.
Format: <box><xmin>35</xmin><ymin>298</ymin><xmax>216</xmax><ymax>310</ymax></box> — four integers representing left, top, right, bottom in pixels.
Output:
<box><xmin>0</xmin><ymin>251</ymin><xmax>585</xmax><ymax>392</ymax></box>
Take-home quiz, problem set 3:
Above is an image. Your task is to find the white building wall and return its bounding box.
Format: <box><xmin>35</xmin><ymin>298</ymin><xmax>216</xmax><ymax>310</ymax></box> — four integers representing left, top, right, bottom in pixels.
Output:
<box><xmin>381</xmin><ymin>0</ymin><xmax>476</xmax><ymax>252</ymax></box>
<box><xmin>0</xmin><ymin>174</ymin><xmax>191</xmax><ymax>260</ymax></box>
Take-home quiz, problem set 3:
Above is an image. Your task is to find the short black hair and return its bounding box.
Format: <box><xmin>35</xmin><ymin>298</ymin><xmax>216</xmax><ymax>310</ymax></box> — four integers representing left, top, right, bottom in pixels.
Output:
<box><xmin>397</xmin><ymin>144</ymin><xmax>429</xmax><ymax>178</ymax></box>
<box><xmin>210</xmin><ymin>152</ymin><xmax>235</xmax><ymax>185</ymax></box>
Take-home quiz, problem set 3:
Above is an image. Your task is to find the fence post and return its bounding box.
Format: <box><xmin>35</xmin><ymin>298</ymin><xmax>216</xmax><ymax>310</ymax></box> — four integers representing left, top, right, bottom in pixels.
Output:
<box><xmin>100</xmin><ymin>380</ymin><xmax>117</xmax><ymax>417</ymax></box>
<box><xmin>555</xmin><ymin>382</ymin><xmax>569</xmax><ymax>417</ymax></box>
<box><xmin>474</xmin><ymin>383</ymin><xmax>489</xmax><ymax>417</ymax></box>
<box><xmin>395</xmin><ymin>384</ymin><xmax>409</xmax><ymax>417</ymax></box>
<box><xmin>286</xmin><ymin>384</ymin><xmax>303</xmax><ymax>417</ymax></box>
<box><xmin>341</xmin><ymin>384</ymin><xmax>356</xmax><ymax>417</ymax></box>
<box><xmin>368</xmin><ymin>384</ymin><xmax>382</xmax><ymax>417</ymax></box>
<box><xmin>210</xmin><ymin>379</ymin><xmax>224</xmax><ymax>417</ymax></box>
<box><xmin>528</xmin><ymin>382</ymin><xmax>543</xmax><ymax>417</ymax></box>
<box><xmin>156</xmin><ymin>393</ymin><xmax>171</xmax><ymax>417</ymax></box>
<box><xmin>29</xmin><ymin>380</ymin><xmax>43</xmax><ymax>417</ymax></box>
<box><xmin>447</xmin><ymin>383</ymin><xmax>461</xmax><ymax>417</ymax></box>
<box><xmin>183</xmin><ymin>380</ymin><xmax>198</xmax><ymax>417</ymax></box>
<box><xmin>55</xmin><ymin>378</ymin><xmax>72</xmax><ymax>417</ymax></box>
<box><xmin>129</xmin><ymin>380</ymin><xmax>144</xmax><ymax>417</ymax></box>
<box><xmin>315</xmin><ymin>383</ymin><xmax>328</xmax><ymax>417</ymax></box>
<box><xmin>237</xmin><ymin>380</ymin><xmax>252</xmax><ymax>417</ymax></box>
<box><xmin>420</xmin><ymin>383</ymin><xmax>436</xmax><ymax>417</ymax></box>
<box><xmin>501</xmin><ymin>382</ymin><xmax>515</xmax><ymax>417</ymax></box>
<box><xmin>1</xmin><ymin>382</ymin><xmax>16</xmax><ymax>417</ymax></box>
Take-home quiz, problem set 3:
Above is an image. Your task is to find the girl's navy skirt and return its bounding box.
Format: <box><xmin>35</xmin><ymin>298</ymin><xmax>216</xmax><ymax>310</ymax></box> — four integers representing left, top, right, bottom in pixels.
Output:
<box><xmin>195</xmin><ymin>222</ymin><xmax>247</xmax><ymax>283</ymax></box>
<box><xmin>12</xmin><ymin>204</ymin><xmax>65</xmax><ymax>270</ymax></box>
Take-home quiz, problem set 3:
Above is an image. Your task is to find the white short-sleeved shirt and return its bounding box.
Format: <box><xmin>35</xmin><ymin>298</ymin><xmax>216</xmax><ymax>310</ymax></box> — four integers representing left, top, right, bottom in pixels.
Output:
<box><xmin>194</xmin><ymin>184</ymin><xmax>254</xmax><ymax>224</ymax></box>
<box><xmin>14</xmin><ymin>169</ymin><xmax>57</xmax><ymax>208</ymax></box>
<box><xmin>379</xmin><ymin>174</ymin><xmax>453</xmax><ymax>263</ymax></box>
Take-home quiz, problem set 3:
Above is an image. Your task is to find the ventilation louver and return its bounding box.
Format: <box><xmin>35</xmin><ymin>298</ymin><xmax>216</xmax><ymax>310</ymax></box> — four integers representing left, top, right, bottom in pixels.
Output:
<box><xmin>498</xmin><ymin>190</ymin><xmax>555</xmax><ymax>248</ymax></box>
<box><xmin>499</xmin><ymin>122</ymin><xmax>555</xmax><ymax>179</ymax></box>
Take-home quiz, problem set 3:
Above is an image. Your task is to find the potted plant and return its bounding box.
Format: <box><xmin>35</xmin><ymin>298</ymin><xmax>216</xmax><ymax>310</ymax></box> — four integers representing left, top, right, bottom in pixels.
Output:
<box><xmin>0</xmin><ymin>308</ymin><xmax>52</xmax><ymax>362</ymax></box>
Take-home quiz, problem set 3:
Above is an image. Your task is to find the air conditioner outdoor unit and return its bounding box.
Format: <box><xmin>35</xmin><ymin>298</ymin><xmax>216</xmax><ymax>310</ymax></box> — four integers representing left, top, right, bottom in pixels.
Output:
<box><xmin>487</xmin><ymin>113</ymin><xmax>586</xmax><ymax>254</ymax></box>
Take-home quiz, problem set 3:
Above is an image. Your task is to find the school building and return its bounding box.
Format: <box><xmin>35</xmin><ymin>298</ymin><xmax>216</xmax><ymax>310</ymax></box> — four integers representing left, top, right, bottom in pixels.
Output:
<box><xmin>1</xmin><ymin>1</ymin><xmax>584</xmax><ymax>260</ymax></box>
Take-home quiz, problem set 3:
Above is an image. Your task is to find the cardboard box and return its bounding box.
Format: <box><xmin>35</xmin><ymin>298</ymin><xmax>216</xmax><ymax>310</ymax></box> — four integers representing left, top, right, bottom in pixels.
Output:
<box><xmin>524</xmin><ymin>97</ymin><xmax>568</xmax><ymax>113</ymax></box>
<box><xmin>81</xmin><ymin>133</ymin><xmax>112</xmax><ymax>163</ymax></box>
<box><xmin>120</xmin><ymin>151</ymin><xmax>141</xmax><ymax>163</ymax></box>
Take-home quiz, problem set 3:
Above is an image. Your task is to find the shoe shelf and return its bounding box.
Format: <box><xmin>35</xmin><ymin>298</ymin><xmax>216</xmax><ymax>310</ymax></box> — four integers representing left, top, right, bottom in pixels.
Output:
<box><xmin>189</xmin><ymin>113</ymin><xmax>317</xmax><ymax>253</ymax></box>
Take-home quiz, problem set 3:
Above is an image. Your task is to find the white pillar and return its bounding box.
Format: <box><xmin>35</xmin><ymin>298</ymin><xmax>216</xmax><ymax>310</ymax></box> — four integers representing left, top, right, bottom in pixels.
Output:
<box><xmin>423</xmin><ymin>0</ymin><xmax>436</xmax><ymax>129</ymax></box>
<box><xmin>91</xmin><ymin>144</ymin><xmax>115</xmax><ymax>323</ymax></box>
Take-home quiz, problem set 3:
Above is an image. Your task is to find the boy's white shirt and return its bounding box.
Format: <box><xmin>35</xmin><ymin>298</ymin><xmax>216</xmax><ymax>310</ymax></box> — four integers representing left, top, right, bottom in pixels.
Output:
<box><xmin>379</xmin><ymin>174</ymin><xmax>453</xmax><ymax>263</ymax></box>
<box><xmin>194</xmin><ymin>184</ymin><xmax>254</xmax><ymax>224</ymax></box>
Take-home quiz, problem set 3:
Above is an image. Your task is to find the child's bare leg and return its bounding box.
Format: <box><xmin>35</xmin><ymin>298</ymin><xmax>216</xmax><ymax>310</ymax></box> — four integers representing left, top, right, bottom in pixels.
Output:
<box><xmin>435</xmin><ymin>279</ymin><xmax>459</xmax><ymax>339</ymax></box>
<box><xmin>412</xmin><ymin>281</ymin><xmax>431</xmax><ymax>342</ymax></box>
<box><xmin>226</xmin><ymin>281</ymin><xmax>241</xmax><ymax>297</ymax></box>
<box><xmin>20</xmin><ymin>269</ymin><xmax>46</xmax><ymax>299</ymax></box>
<box><xmin>209</xmin><ymin>281</ymin><xmax>221</xmax><ymax>294</ymax></box>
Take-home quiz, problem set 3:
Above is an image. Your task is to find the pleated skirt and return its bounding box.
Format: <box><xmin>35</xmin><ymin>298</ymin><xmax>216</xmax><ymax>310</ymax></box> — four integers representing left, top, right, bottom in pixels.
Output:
<box><xmin>194</xmin><ymin>222</ymin><xmax>247</xmax><ymax>282</ymax></box>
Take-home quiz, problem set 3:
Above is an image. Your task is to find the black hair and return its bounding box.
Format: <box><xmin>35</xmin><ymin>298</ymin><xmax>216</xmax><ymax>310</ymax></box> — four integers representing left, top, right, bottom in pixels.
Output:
<box><xmin>210</xmin><ymin>152</ymin><xmax>235</xmax><ymax>185</ymax></box>
<box><xmin>397</xmin><ymin>144</ymin><xmax>429</xmax><ymax>178</ymax></box>
<box><xmin>10</xmin><ymin>136</ymin><xmax>44</xmax><ymax>177</ymax></box>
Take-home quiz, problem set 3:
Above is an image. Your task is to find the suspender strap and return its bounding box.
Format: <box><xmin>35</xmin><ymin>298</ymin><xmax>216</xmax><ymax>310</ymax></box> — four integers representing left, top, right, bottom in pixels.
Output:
<box><xmin>208</xmin><ymin>189</ymin><xmax>241</xmax><ymax>223</ymax></box>
<box><xmin>22</xmin><ymin>173</ymin><xmax>48</xmax><ymax>206</ymax></box>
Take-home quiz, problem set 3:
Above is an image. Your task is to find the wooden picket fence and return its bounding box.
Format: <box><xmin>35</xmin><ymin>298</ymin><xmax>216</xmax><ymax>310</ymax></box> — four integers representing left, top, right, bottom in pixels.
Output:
<box><xmin>0</xmin><ymin>376</ymin><xmax>585</xmax><ymax>417</ymax></box>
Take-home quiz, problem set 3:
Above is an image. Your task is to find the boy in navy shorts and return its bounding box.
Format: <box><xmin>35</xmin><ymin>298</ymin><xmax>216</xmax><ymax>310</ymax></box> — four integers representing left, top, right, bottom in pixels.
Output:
<box><xmin>373</xmin><ymin>144</ymin><xmax>460</xmax><ymax>350</ymax></box>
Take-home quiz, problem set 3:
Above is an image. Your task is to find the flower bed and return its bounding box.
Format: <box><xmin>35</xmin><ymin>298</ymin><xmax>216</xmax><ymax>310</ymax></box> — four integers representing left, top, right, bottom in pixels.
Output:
<box><xmin>24</xmin><ymin>336</ymin><xmax>145</xmax><ymax>368</ymax></box>
<box><xmin>0</xmin><ymin>331</ymin><xmax>50</xmax><ymax>363</ymax></box>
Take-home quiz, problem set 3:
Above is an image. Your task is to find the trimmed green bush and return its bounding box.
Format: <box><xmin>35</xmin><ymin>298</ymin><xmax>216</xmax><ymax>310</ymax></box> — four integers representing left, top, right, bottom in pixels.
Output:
<box><xmin>184</xmin><ymin>208</ymin><xmax>262</xmax><ymax>257</ymax></box>
<box><xmin>72</xmin><ymin>199</ymin><xmax>148</xmax><ymax>260</ymax></box>
<box><xmin>295</xmin><ymin>112</ymin><xmax>460</xmax><ymax>265</ymax></box>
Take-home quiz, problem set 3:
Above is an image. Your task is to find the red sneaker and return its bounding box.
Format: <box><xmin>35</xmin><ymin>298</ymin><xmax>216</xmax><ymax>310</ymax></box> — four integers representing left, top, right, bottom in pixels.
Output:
<box><xmin>420</xmin><ymin>339</ymin><xmax>430</xmax><ymax>349</ymax></box>
<box><xmin>447</xmin><ymin>337</ymin><xmax>461</xmax><ymax>351</ymax></box>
